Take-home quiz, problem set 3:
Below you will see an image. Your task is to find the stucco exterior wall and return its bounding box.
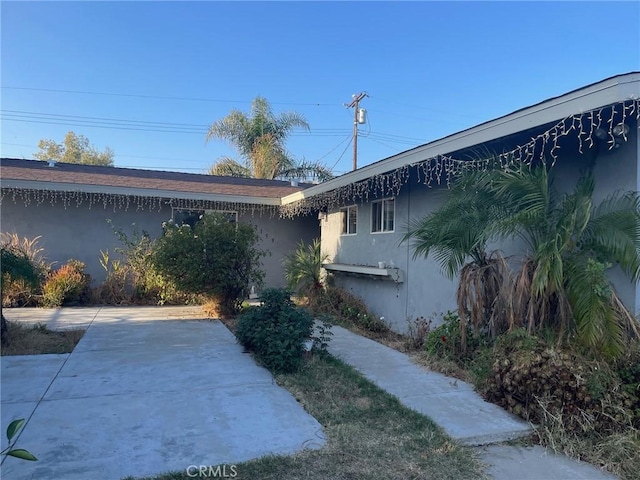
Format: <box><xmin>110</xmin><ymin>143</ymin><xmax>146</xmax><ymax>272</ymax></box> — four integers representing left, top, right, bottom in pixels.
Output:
<box><xmin>0</xmin><ymin>199</ymin><xmax>319</xmax><ymax>290</ymax></box>
<box><xmin>321</xmin><ymin>181</ymin><xmax>458</xmax><ymax>333</ymax></box>
<box><xmin>320</xmin><ymin>122</ymin><xmax>639</xmax><ymax>332</ymax></box>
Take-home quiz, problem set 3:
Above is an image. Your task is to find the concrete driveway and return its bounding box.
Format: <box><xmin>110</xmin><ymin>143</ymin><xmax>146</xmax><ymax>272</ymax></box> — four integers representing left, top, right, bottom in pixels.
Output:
<box><xmin>1</xmin><ymin>307</ymin><xmax>325</xmax><ymax>480</ymax></box>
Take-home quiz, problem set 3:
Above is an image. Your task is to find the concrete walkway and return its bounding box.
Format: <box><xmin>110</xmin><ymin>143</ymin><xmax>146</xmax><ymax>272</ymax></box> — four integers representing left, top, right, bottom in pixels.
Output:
<box><xmin>328</xmin><ymin>325</ymin><xmax>617</xmax><ymax>480</ymax></box>
<box><xmin>1</xmin><ymin>307</ymin><xmax>324</xmax><ymax>480</ymax></box>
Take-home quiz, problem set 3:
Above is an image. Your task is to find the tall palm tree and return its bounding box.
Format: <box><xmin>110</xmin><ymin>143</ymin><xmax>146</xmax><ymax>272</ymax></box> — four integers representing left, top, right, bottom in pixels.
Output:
<box><xmin>405</xmin><ymin>161</ymin><xmax>640</xmax><ymax>359</ymax></box>
<box><xmin>206</xmin><ymin>96</ymin><xmax>333</xmax><ymax>182</ymax></box>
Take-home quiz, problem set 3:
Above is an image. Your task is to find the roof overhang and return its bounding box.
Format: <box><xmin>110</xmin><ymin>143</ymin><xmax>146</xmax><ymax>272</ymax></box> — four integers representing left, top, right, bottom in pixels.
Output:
<box><xmin>2</xmin><ymin>179</ymin><xmax>283</xmax><ymax>206</ymax></box>
<box><xmin>282</xmin><ymin>72</ymin><xmax>639</xmax><ymax>205</ymax></box>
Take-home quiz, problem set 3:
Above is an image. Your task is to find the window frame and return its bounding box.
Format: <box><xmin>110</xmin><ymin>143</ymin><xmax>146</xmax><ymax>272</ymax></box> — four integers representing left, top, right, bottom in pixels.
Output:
<box><xmin>370</xmin><ymin>197</ymin><xmax>395</xmax><ymax>234</ymax></box>
<box><xmin>340</xmin><ymin>205</ymin><xmax>358</xmax><ymax>236</ymax></box>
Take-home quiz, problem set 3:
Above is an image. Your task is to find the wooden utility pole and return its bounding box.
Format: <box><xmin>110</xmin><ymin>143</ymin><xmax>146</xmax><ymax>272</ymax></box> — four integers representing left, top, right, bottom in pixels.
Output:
<box><xmin>346</xmin><ymin>92</ymin><xmax>368</xmax><ymax>171</ymax></box>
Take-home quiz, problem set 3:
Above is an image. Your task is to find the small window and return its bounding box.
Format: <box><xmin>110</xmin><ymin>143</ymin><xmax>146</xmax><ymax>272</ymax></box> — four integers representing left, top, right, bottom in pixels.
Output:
<box><xmin>340</xmin><ymin>205</ymin><xmax>358</xmax><ymax>235</ymax></box>
<box><xmin>371</xmin><ymin>198</ymin><xmax>394</xmax><ymax>233</ymax></box>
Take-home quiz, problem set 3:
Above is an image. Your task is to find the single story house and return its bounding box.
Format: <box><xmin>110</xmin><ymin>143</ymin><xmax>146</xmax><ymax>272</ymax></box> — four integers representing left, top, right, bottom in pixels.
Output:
<box><xmin>2</xmin><ymin>72</ymin><xmax>638</xmax><ymax>332</ymax></box>
<box><xmin>0</xmin><ymin>161</ymin><xmax>319</xmax><ymax>288</ymax></box>
<box><xmin>279</xmin><ymin>72</ymin><xmax>640</xmax><ymax>331</ymax></box>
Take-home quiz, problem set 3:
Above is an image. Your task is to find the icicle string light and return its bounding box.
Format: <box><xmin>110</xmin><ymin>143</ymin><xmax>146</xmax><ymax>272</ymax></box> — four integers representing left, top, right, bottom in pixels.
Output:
<box><xmin>0</xmin><ymin>189</ymin><xmax>280</xmax><ymax>218</ymax></box>
<box><xmin>281</xmin><ymin>99</ymin><xmax>639</xmax><ymax>218</ymax></box>
<box><xmin>1</xmin><ymin>100</ymin><xmax>637</xmax><ymax>220</ymax></box>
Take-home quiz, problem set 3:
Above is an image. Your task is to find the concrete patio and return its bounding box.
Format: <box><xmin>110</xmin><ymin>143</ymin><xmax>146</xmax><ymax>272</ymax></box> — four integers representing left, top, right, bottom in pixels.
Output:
<box><xmin>0</xmin><ymin>307</ymin><xmax>325</xmax><ymax>480</ymax></box>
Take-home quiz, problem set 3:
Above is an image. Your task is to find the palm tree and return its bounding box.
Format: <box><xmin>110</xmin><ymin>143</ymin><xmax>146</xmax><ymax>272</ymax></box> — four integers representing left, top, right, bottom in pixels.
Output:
<box><xmin>405</xmin><ymin>161</ymin><xmax>640</xmax><ymax>359</ymax></box>
<box><xmin>206</xmin><ymin>96</ymin><xmax>333</xmax><ymax>182</ymax></box>
<box><xmin>404</xmin><ymin>170</ymin><xmax>511</xmax><ymax>348</ymax></box>
<box><xmin>490</xmin><ymin>165</ymin><xmax>640</xmax><ymax>358</ymax></box>
<box><xmin>283</xmin><ymin>239</ymin><xmax>329</xmax><ymax>297</ymax></box>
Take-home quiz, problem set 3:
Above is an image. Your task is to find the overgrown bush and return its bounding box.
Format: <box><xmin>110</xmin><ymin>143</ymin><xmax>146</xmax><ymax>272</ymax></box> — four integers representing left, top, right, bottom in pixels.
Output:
<box><xmin>236</xmin><ymin>288</ymin><xmax>314</xmax><ymax>373</ymax></box>
<box><xmin>42</xmin><ymin>260</ymin><xmax>91</xmax><ymax>307</ymax></box>
<box><xmin>309</xmin><ymin>284</ymin><xmax>389</xmax><ymax>333</ymax></box>
<box><xmin>0</xmin><ymin>234</ymin><xmax>48</xmax><ymax>307</ymax></box>
<box><xmin>154</xmin><ymin>213</ymin><xmax>265</xmax><ymax>317</ymax></box>
<box><xmin>480</xmin><ymin>329</ymin><xmax>637</xmax><ymax>435</ymax></box>
<box><xmin>424</xmin><ymin>311</ymin><xmax>488</xmax><ymax>362</ymax></box>
<box><xmin>283</xmin><ymin>238</ymin><xmax>328</xmax><ymax>297</ymax></box>
<box><xmin>96</xmin><ymin>222</ymin><xmax>196</xmax><ymax>306</ymax></box>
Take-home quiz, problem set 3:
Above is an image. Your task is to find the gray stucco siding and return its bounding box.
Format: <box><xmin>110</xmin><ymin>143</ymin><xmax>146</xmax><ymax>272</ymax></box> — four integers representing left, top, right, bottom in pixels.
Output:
<box><xmin>1</xmin><ymin>198</ymin><xmax>319</xmax><ymax>292</ymax></box>
<box><xmin>320</xmin><ymin>124</ymin><xmax>640</xmax><ymax>332</ymax></box>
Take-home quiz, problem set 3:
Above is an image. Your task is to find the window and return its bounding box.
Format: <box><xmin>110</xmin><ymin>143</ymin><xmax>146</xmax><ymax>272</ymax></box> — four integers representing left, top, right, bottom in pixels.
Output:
<box><xmin>172</xmin><ymin>209</ymin><xmax>237</xmax><ymax>229</ymax></box>
<box><xmin>340</xmin><ymin>205</ymin><xmax>358</xmax><ymax>235</ymax></box>
<box><xmin>371</xmin><ymin>198</ymin><xmax>394</xmax><ymax>233</ymax></box>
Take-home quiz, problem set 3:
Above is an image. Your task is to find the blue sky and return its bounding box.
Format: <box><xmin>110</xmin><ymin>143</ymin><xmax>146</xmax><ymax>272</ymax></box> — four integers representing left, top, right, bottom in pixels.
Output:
<box><xmin>1</xmin><ymin>1</ymin><xmax>639</xmax><ymax>176</ymax></box>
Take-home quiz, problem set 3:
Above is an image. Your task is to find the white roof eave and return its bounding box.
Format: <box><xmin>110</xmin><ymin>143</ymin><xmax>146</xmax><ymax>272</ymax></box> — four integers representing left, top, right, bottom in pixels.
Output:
<box><xmin>1</xmin><ymin>179</ymin><xmax>283</xmax><ymax>206</ymax></box>
<box><xmin>282</xmin><ymin>72</ymin><xmax>639</xmax><ymax>206</ymax></box>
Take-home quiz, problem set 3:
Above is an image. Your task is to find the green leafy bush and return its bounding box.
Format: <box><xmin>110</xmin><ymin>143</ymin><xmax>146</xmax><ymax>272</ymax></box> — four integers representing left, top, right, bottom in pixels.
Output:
<box><xmin>154</xmin><ymin>214</ymin><xmax>265</xmax><ymax>317</ymax></box>
<box><xmin>41</xmin><ymin>260</ymin><xmax>91</xmax><ymax>307</ymax></box>
<box><xmin>0</xmin><ymin>234</ymin><xmax>48</xmax><ymax>307</ymax></box>
<box><xmin>424</xmin><ymin>311</ymin><xmax>486</xmax><ymax>362</ymax></box>
<box><xmin>96</xmin><ymin>222</ymin><xmax>196</xmax><ymax>306</ymax></box>
<box><xmin>236</xmin><ymin>288</ymin><xmax>314</xmax><ymax>373</ymax></box>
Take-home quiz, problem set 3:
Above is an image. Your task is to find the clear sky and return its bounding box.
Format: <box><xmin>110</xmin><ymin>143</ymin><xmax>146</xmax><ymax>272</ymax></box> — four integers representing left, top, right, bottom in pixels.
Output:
<box><xmin>1</xmin><ymin>1</ymin><xmax>639</xmax><ymax>177</ymax></box>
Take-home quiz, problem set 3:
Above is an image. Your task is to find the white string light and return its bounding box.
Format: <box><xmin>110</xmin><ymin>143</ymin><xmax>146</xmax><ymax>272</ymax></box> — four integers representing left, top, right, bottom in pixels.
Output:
<box><xmin>281</xmin><ymin>99</ymin><xmax>639</xmax><ymax>218</ymax></box>
<box><xmin>2</xmin><ymin>100</ymin><xmax>638</xmax><ymax>221</ymax></box>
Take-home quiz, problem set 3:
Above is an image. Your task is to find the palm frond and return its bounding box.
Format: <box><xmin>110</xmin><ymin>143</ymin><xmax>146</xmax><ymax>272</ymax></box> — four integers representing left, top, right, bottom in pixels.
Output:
<box><xmin>583</xmin><ymin>191</ymin><xmax>640</xmax><ymax>281</ymax></box>
<box><xmin>283</xmin><ymin>239</ymin><xmax>328</xmax><ymax>295</ymax></box>
<box><xmin>207</xmin><ymin>158</ymin><xmax>252</xmax><ymax>177</ymax></box>
<box><xmin>565</xmin><ymin>256</ymin><xmax>626</xmax><ymax>359</ymax></box>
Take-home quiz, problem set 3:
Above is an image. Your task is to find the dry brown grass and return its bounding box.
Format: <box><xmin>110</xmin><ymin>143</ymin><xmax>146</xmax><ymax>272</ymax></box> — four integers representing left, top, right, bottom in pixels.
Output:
<box><xmin>1</xmin><ymin>322</ymin><xmax>85</xmax><ymax>356</ymax></box>
<box><xmin>530</xmin><ymin>398</ymin><xmax>640</xmax><ymax>480</ymax></box>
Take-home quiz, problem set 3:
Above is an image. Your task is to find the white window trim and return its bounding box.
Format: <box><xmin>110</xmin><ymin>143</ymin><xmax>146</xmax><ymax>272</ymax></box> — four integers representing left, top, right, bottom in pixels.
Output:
<box><xmin>370</xmin><ymin>197</ymin><xmax>395</xmax><ymax>234</ymax></box>
<box><xmin>340</xmin><ymin>205</ymin><xmax>358</xmax><ymax>236</ymax></box>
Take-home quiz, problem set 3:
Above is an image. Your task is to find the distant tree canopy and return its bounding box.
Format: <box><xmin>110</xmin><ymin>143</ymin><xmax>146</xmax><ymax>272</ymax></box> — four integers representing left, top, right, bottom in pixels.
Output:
<box><xmin>34</xmin><ymin>131</ymin><xmax>114</xmax><ymax>166</ymax></box>
<box><xmin>206</xmin><ymin>96</ymin><xmax>333</xmax><ymax>182</ymax></box>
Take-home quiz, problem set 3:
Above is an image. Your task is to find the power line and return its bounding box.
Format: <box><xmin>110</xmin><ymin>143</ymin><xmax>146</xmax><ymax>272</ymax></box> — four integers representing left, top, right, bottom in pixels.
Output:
<box><xmin>329</xmin><ymin>136</ymin><xmax>354</xmax><ymax>171</ymax></box>
<box><xmin>1</xmin><ymin>86</ymin><xmax>337</xmax><ymax>107</ymax></box>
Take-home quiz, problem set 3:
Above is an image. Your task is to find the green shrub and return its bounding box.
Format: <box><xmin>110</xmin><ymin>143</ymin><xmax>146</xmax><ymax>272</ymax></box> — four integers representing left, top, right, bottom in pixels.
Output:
<box><xmin>283</xmin><ymin>238</ymin><xmax>328</xmax><ymax>296</ymax></box>
<box><xmin>236</xmin><ymin>288</ymin><xmax>314</xmax><ymax>373</ymax></box>
<box><xmin>0</xmin><ymin>234</ymin><xmax>48</xmax><ymax>307</ymax></box>
<box><xmin>154</xmin><ymin>214</ymin><xmax>265</xmax><ymax>317</ymax></box>
<box><xmin>424</xmin><ymin>311</ymin><xmax>486</xmax><ymax>362</ymax></box>
<box><xmin>41</xmin><ymin>260</ymin><xmax>91</xmax><ymax>307</ymax></box>
<box><xmin>101</xmin><ymin>222</ymin><xmax>197</xmax><ymax>306</ymax></box>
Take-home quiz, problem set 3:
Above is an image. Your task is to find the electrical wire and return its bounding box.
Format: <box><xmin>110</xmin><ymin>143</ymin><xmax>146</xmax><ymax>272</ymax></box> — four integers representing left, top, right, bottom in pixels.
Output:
<box><xmin>1</xmin><ymin>86</ymin><xmax>337</xmax><ymax>107</ymax></box>
<box><xmin>329</xmin><ymin>137</ymin><xmax>353</xmax><ymax>171</ymax></box>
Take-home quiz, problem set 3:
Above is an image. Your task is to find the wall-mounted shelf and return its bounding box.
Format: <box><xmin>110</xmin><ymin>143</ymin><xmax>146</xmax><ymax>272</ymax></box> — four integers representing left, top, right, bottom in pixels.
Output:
<box><xmin>322</xmin><ymin>263</ymin><xmax>404</xmax><ymax>283</ymax></box>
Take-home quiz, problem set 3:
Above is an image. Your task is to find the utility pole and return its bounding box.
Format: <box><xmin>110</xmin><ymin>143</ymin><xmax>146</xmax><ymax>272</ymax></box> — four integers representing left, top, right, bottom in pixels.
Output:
<box><xmin>346</xmin><ymin>92</ymin><xmax>368</xmax><ymax>171</ymax></box>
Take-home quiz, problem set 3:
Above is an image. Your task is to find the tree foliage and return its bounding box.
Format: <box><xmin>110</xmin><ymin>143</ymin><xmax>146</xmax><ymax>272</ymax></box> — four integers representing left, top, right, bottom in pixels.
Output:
<box><xmin>206</xmin><ymin>96</ymin><xmax>333</xmax><ymax>182</ymax></box>
<box><xmin>283</xmin><ymin>238</ymin><xmax>328</xmax><ymax>296</ymax></box>
<box><xmin>34</xmin><ymin>131</ymin><xmax>114</xmax><ymax>166</ymax></box>
<box><xmin>153</xmin><ymin>213</ymin><xmax>265</xmax><ymax>317</ymax></box>
<box><xmin>405</xmin><ymin>160</ymin><xmax>640</xmax><ymax>359</ymax></box>
<box><xmin>1</xmin><ymin>245</ymin><xmax>40</xmax><ymax>346</ymax></box>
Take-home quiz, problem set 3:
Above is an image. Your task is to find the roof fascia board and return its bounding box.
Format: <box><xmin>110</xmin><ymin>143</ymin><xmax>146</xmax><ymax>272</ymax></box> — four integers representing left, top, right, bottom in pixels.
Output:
<box><xmin>1</xmin><ymin>179</ymin><xmax>283</xmax><ymax>206</ymax></box>
<box><xmin>282</xmin><ymin>73</ymin><xmax>639</xmax><ymax>205</ymax></box>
